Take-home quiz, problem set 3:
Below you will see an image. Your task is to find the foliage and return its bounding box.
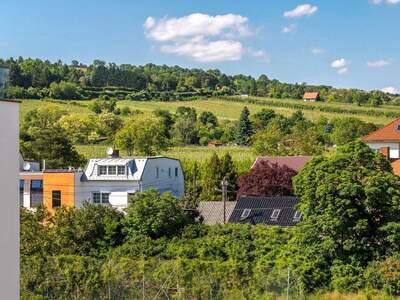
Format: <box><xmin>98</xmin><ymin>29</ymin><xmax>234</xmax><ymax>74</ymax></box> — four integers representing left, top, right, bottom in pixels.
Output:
<box><xmin>237</xmin><ymin>160</ymin><xmax>297</xmax><ymax>198</ymax></box>
<box><xmin>115</xmin><ymin>115</ymin><xmax>168</xmax><ymax>155</ymax></box>
<box><xmin>123</xmin><ymin>190</ymin><xmax>192</xmax><ymax>239</ymax></box>
<box><xmin>236</xmin><ymin>106</ymin><xmax>253</xmax><ymax>146</ymax></box>
<box><xmin>290</xmin><ymin>141</ymin><xmax>400</xmax><ymax>292</ymax></box>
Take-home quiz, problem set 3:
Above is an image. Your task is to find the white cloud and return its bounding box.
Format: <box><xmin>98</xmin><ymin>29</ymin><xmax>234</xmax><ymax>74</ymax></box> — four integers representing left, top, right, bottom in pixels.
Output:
<box><xmin>311</xmin><ymin>48</ymin><xmax>324</xmax><ymax>55</ymax></box>
<box><xmin>284</xmin><ymin>4</ymin><xmax>318</xmax><ymax>18</ymax></box>
<box><xmin>143</xmin><ymin>13</ymin><xmax>266</xmax><ymax>63</ymax></box>
<box><xmin>145</xmin><ymin>13</ymin><xmax>250</xmax><ymax>42</ymax></box>
<box><xmin>331</xmin><ymin>58</ymin><xmax>350</xmax><ymax>74</ymax></box>
<box><xmin>381</xmin><ymin>86</ymin><xmax>400</xmax><ymax>94</ymax></box>
<box><xmin>282</xmin><ymin>24</ymin><xmax>297</xmax><ymax>33</ymax></box>
<box><xmin>372</xmin><ymin>0</ymin><xmax>400</xmax><ymax>5</ymax></box>
<box><xmin>160</xmin><ymin>40</ymin><xmax>243</xmax><ymax>63</ymax></box>
<box><xmin>367</xmin><ymin>59</ymin><xmax>391</xmax><ymax>68</ymax></box>
<box><xmin>248</xmin><ymin>49</ymin><xmax>270</xmax><ymax>63</ymax></box>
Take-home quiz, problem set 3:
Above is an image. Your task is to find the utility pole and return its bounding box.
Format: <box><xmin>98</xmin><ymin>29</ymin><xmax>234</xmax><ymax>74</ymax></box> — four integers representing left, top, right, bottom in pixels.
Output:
<box><xmin>221</xmin><ymin>177</ymin><xmax>228</xmax><ymax>224</ymax></box>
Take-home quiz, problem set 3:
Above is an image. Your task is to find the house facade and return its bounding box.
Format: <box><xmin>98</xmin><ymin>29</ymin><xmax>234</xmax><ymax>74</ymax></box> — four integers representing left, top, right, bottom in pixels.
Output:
<box><xmin>43</xmin><ymin>156</ymin><xmax>185</xmax><ymax>212</ymax></box>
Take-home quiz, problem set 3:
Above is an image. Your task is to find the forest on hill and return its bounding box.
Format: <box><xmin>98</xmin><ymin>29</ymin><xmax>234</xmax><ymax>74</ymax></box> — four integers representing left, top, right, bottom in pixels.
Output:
<box><xmin>2</xmin><ymin>57</ymin><xmax>399</xmax><ymax>105</ymax></box>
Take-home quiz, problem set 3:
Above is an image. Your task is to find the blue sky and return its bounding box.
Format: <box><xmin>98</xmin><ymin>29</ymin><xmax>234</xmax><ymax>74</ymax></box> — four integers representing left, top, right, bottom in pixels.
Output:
<box><xmin>1</xmin><ymin>0</ymin><xmax>399</xmax><ymax>92</ymax></box>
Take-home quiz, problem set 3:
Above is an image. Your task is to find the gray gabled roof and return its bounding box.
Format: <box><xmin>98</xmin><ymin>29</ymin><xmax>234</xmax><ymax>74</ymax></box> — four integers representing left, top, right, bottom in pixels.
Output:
<box><xmin>198</xmin><ymin>201</ymin><xmax>236</xmax><ymax>225</ymax></box>
<box><xmin>229</xmin><ymin>196</ymin><xmax>301</xmax><ymax>226</ymax></box>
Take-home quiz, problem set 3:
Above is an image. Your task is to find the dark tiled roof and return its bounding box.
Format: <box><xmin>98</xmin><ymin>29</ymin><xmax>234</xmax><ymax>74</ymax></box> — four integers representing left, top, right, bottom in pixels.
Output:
<box><xmin>229</xmin><ymin>196</ymin><xmax>301</xmax><ymax>227</ymax></box>
<box><xmin>252</xmin><ymin>156</ymin><xmax>312</xmax><ymax>172</ymax></box>
<box><xmin>198</xmin><ymin>201</ymin><xmax>236</xmax><ymax>225</ymax></box>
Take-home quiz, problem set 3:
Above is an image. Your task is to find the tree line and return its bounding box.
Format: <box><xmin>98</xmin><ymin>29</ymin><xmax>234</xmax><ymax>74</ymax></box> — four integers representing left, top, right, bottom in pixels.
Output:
<box><xmin>3</xmin><ymin>56</ymin><xmax>399</xmax><ymax>105</ymax></box>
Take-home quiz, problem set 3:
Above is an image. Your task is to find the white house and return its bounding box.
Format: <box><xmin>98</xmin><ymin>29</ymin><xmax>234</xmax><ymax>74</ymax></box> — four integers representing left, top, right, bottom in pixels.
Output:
<box><xmin>0</xmin><ymin>98</ymin><xmax>20</xmax><ymax>299</ymax></box>
<box><xmin>77</xmin><ymin>155</ymin><xmax>185</xmax><ymax>209</ymax></box>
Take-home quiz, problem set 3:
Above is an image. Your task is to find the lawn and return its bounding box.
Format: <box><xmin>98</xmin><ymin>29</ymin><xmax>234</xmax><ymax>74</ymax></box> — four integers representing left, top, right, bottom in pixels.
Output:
<box><xmin>20</xmin><ymin>97</ymin><xmax>400</xmax><ymax>125</ymax></box>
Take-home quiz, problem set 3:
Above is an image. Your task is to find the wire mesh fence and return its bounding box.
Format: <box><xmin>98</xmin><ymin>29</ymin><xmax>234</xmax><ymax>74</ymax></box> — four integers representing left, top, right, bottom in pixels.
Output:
<box><xmin>21</xmin><ymin>256</ymin><xmax>306</xmax><ymax>299</ymax></box>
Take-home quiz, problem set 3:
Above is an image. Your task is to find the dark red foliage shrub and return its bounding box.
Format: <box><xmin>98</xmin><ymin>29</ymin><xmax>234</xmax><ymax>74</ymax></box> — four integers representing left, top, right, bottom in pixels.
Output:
<box><xmin>237</xmin><ymin>161</ymin><xmax>297</xmax><ymax>199</ymax></box>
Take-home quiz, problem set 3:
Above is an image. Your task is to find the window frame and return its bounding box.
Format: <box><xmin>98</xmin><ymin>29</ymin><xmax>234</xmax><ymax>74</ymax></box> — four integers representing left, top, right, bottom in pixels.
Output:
<box><xmin>293</xmin><ymin>211</ymin><xmax>302</xmax><ymax>222</ymax></box>
<box><xmin>271</xmin><ymin>209</ymin><xmax>281</xmax><ymax>221</ymax></box>
<box><xmin>156</xmin><ymin>167</ymin><xmax>159</xmax><ymax>178</ymax></box>
<box><xmin>175</xmin><ymin>167</ymin><xmax>179</xmax><ymax>177</ymax></box>
<box><xmin>168</xmin><ymin>167</ymin><xmax>172</xmax><ymax>178</ymax></box>
<box><xmin>108</xmin><ymin>166</ymin><xmax>117</xmax><ymax>175</ymax></box>
<box><xmin>30</xmin><ymin>180</ymin><xmax>43</xmax><ymax>192</ymax></box>
<box><xmin>99</xmin><ymin>165</ymin><xmax>107</xmax><ymax>175</ymax></box>
<box><xmin>240</xmin><ymin>209</ymin><xmax>251</xmax><ymax>220</ymax></box>
<box><xmin>52</xmin><ymin>190</ymin><xmax>62</xmax><ymax>208</ymax></box>
<box><xmin>117</xmin><ymin>165</ymin><xmax>126</xmax><ymax>175</ymax></box>
<box><xmin>92</xmin><ymin>191</ymin><xmax>110</xmax><ymax>204</ymax></box>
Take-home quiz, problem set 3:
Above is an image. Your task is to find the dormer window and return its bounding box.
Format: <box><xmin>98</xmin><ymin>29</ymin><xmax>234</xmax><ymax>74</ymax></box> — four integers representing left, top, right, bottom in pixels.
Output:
<box><xmin>396</xmin><ymin>124</ymin><xmax>400</xmax><ymax>132</ymax></box>
<box><xmin>293</xmin><ymin>211</ymin><xmax>302</xmax><ymax>222</ymax></box>
<box><xmin>108</xmin><ymin>166</ymin><xmax>116</xmax><ymax>175</ymax></box>
<box><xmin>99</xmin><ymin>166</ymin><xmax>107</xmax><ymax>175</ymax></box>
<box><xmin>240</xmin><ymin>209</ymin><xmax>251</xmax><ymax>220</ymax></box>
<box><xmin>117</xmin><ymin>166</ymin><xmax>125</xmax><ymax>175</ymax></box>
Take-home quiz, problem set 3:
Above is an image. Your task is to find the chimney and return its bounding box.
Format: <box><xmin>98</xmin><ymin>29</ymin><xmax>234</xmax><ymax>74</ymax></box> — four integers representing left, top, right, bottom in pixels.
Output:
<box><xmin>379</xmin><ymin>147</ymin><xmax>390</xmax><ymax>160</ymax></box>
<box><xmin>110</xmin><ymin>149</ymin><xmax>120</xmax><ymax>158</ymax></box>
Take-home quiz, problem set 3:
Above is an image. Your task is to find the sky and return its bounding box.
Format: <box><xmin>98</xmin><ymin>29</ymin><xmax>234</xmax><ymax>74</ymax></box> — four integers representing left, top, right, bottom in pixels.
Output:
<box><xmin>1</xmin><ymin>0</ymin><xmax>399</xmax><ymax>92</ymax></box>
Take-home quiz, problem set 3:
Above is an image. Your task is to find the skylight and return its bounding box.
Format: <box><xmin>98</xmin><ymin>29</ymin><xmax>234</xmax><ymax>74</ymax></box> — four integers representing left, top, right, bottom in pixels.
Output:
<box><xmin>240</xmin><ymin>209</ymin><xmax>251</xmax><ymax>220</ymax></box>
<box><xmin>293</xmin><ymin>211</ymin><xmax>302</xmax><ymax>222</ymax></box>
<box><xmin>271</xmin><ymin>209</ymin><xmax>281</xmax><ymax>221</ymax></box>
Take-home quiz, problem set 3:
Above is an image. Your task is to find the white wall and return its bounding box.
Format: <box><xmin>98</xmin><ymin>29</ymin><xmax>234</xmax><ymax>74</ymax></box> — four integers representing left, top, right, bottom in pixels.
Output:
<box><xmin>141</xmin><ymin>158</ymin><xmax>185</xmax><ymax>198</ymax></box>
<box><xmin>366</xmin><ymin>142</ymin><xmax>400</xmax><ymax>159</ymax></box>
<box><xmin>0</xmin><ymin>100</ymin><xmax>19</xmax><ymax>299</ymax></box>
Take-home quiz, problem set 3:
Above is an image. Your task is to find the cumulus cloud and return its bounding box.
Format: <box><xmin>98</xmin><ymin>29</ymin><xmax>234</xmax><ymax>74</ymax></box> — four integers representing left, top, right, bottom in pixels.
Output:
<box><xmin>282</xmin><ymin>24</ymin><xmax>297</xmax><ymax>33</ymax></box>
<box><xmin>284</xmin><ymin>4</ymin><xmax>318</xmax><ymax>18</ymax></box>
<box><xmin>248</xmin><ymin>49</ymin><xmax>271</xmax><ymax>63</ymax></box>
<box><xmin>311</xmin><ymin>48</ymin><xmax>324</xmax><ymax>55</ymax></box>
<box><xmin>372</xmin><ymin>0</ymin><xmax>400</xmax><ymax>5</ymax></box>
<box><xmin>144</xmin><ymin>13</ymin><xmax>266</xmax><ymax>63</ymax></box>
<box><xmin>367</xmin><ymin>59</ymin><xmax>391</xmax><ymax>68</ymax></box>
<box><xmin>381</xmin><ymin>86</ymin><xmax>400</xmax><ymax>94</ymax></box>
<box><xmin>331</xmin><ymin>58</ymin><xmax>350</xmax><ymax>74</ymax></box>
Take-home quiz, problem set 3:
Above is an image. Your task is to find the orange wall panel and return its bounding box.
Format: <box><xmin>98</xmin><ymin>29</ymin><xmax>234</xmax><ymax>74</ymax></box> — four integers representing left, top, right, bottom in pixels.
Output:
<box><xmin>43</xmin><ymin>172</ymin><xmax>75</xmax><ymax>213</ymax></box>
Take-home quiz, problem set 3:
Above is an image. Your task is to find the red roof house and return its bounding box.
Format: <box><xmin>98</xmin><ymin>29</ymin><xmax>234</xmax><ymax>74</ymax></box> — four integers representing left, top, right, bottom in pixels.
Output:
<box><xmin>303</xmin><ymin>92</ymin><xmax>320</xmax><ymax>102</ymax></box>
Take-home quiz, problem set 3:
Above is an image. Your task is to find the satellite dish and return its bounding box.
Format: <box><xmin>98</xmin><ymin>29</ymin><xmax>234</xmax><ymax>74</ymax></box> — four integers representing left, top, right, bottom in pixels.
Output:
<box><xmin>23</xmin><ymin>162</ymin><xmax>31</xmax><ymax>171</ymax></box>
<box><xmin>106</xmin><ymin>147</ymin><xmax>114</xmax><ymax>156</ymax></box>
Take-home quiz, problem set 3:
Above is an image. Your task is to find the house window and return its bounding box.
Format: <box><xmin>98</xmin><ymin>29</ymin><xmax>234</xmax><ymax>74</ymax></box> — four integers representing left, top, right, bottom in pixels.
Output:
<box><xmin>240</xmin><ymin>209</ymin><xmax>251</xmax><ymax>220</ymax></box>
<box><xmin>117</xmin><ymin>165</ymin><xmax>126</xmax><ymax>175</ymax></box>
<box><xmin>175</xmin><ymin>167</ymin><xmax>178</xmax><ymax>177</ymax></box>
<box><xmin>52</xmin><ymin>190</ymin><xmax>61</xmax><ymax>208</ymax></box>
<box><xmin>168</xmin><ymin>167</ymin><xmax>172</xmax><ymax>178</ymax></box>
<box><xmin>293</xmin><ymin>211</ymin><xmax>302</xmax><ymax>222</ymax></box>
<box><xmin>92</xmin><ymin>192</ymin><xmax>110</xmax><ymax>204</ymax></box>
<box><xmin>31</xmin><ymin>180</ymin><xmax>43</xmax><ymax>192</ymax></box>
<box><xmin>108</xmin><ymin>166</ymin><xmax>117</xmax><ymax>175</ymax></box>
<box><xmin>99</xmin><ymin>166</ymin><xmax>107</xmax><ymax>175</ymax></box>
<box><xmin>20</xmin><ymin>180</ymin><xmax>24</xmax><ymax>192</ymax></box>
<box><xmin>156</xmin><ymin>167</ymin><xmax>159</xmax><ymax>178</ymax></box>
<box><xmin>271</xmin><ymin>209</ymin><xmax>281</xmax><ymax>221</ymax></box>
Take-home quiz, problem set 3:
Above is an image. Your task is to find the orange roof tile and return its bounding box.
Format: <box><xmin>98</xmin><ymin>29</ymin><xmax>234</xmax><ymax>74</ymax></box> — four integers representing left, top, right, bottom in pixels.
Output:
<box><xmin>303</xmin><ymin>92</ymin><xmax>319</xmax><ymax>99</ymax></box>
<box><xmin>362</xmin><ymin>118</ymin><xmax>400</xmax><ymax>142</ymax></box>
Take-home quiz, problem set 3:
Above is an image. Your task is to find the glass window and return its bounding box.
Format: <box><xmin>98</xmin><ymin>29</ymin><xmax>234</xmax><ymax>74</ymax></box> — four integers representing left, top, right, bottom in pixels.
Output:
<box><xmin>101</xmin><ymin>193</ymin><xmax>110</xmax><ymax>204</ymax></box>
<box><xmin>156</xmin><ymin>167</ymin><xmax>159</xmax><ymax>178</ymax></box>
<box><xmin>271</xmin><ymin>209</ymin><xmax>281</xmax><ymax>220</ymax></box>
<box><xmin>117</xmin><ymin>165</ymin><xmax>125</xmax><ymax>175</ymax></box>
<box><xmin>52</xmin><ymin>191</ymin><xmax>61</xmax><ymax>208</ymax></box>
<box><xmin>293</xmin><ymin>211</ymin><xmax>302</xmax><ymax>222</ymax></box>
<box><xmin>93</xmin><ymin>192</ymin><xmax>101</xmax><ymax>204</ymax></box>
<box><xmin>168</xmin><ymin>167</ymin><xmax>171</xmax><ymax>178</ymax></box>
<box><xmin>31</xmin><ymin>180</ymin><xmax>43</xmax><ymax>191</ymax></box>
<box><xmin>20</xmin><ymin>180</ymin><xmax>24</xmax><ymax>191</ymax></box>
<box><xmin>240</xmin><ymin>209</ymin><xmax>251</xmax><ymax>220</ymax></box>
<box><xmin>99</xmin><ymin>166</ymin><xmax>107</xmax><ymax>175</ymax></box>
<box><xmin>175</xmin><ymin>167</ymin><xmax>178</xmax><ymax>177</ymax></box>
<box><xmin>108</xmin><ymin>166</ymin><xmax>116</xmax><ymax>175</ymax></box>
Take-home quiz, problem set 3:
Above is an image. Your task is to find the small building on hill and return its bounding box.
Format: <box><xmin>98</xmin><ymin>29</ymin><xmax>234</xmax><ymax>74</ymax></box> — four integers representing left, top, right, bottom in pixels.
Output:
<box><xmin>251</xmin><ymin>156</ymin><xmax>313</xmax><ymax>172</ymax></box>
<box><xmin>208</xmin><ymin>141</ymin><xmax>224</xmax><ymax>148</ymax></box>
<box><xmin>229</xmin><ymin>196</ymin><xmax>302</xmax><ymax>226</ymax></box>
<box><xmin>303</xmin><ymin>92</ymin><xmax>320</xmax><ymax>102</ymax></box>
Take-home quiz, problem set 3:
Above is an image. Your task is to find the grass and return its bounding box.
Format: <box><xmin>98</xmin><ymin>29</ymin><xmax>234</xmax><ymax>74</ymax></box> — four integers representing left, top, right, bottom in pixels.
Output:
<box><xmin>20</xmin><ymin>97</ymin><xmax>400</xmax><ymax>126</ymax></box>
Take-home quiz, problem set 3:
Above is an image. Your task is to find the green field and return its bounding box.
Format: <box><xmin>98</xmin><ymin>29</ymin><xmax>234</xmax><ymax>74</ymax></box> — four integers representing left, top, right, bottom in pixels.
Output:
<box><xmin>20</xmin><ymin>97</ymin><xmax>400</xmax><ymax>125</ymax></box>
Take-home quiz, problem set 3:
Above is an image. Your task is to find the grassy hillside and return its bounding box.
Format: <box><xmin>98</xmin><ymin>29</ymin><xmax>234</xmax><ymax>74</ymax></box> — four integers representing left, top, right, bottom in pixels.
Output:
<box><xmin>20</xmin><ymin>97</ymin><xmax>400</xmax><ymax>125</ymax></box>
